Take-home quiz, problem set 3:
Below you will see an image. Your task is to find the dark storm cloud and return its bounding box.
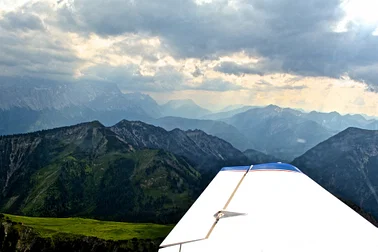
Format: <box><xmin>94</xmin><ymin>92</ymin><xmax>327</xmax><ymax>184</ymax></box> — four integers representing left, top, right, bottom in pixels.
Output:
<box><xmin>0</xmin><ymin>6</ymin><xmax>81</xmax><ymax>80</ymax></box>
<box><xmin>56</xmin><ymin>0</ymin><xmax>344</xmax><ymax>58</ymax></box>
<box><xmin>349</xmin><ymin>64</ymin><xmax>378</xmax><ymax>92</ymax></box>
<box><xmin>54</xmin><ymin>0</ymin><xmax>378</xmax><ymax>90</ymax></box>
<box><xmin>214</xmin><ymin>60</ymin><xmax>282</xmax><ymax>76</ymax></box>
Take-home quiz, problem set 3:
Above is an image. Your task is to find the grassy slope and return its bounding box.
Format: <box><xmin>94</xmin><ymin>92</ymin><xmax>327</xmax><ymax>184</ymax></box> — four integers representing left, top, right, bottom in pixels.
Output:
<box><xmin>4</xmin><ymin>214</ymin><xmax>173</xmax><ymax>241</ymax></box>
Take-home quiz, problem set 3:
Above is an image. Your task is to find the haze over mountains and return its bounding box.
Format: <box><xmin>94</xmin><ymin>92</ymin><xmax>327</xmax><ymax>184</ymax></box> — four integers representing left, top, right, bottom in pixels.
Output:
<box><xmin>160</xmin><ymin>99</ymin><xmax>211</xmax><ymax>119</ymax></box>
<box><xmin>224</xmin><ymin>105</ymin><xmax>334</xmax><ymax>160</ymax></box>
<box><xmin>201</xmin><ymin>105</ymin><xmax>257</xmax><ymax>120</ymax></box>
<box><xmin>2</xmin><ymin>80</ymin><xmax>378</xmax><ymax>161</ymax></box>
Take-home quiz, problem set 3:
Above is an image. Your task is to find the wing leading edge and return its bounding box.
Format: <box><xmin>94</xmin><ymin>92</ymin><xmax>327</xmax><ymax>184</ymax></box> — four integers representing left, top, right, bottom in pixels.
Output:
<box><xmin>159</xmin><ymin>163</ymin><xmax>378</xmax><ymax>252</ymax></box>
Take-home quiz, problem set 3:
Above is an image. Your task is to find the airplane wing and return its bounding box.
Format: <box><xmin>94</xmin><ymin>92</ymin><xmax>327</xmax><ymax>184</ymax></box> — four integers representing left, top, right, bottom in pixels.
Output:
<box><xmin>159</xmin><ymin>163</ymin><xmax>378</xmax><ymax>252</ymax></box>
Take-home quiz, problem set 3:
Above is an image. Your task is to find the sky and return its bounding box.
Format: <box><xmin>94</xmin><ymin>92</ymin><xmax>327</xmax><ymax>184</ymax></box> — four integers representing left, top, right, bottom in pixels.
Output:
<box><xmin>1</xmin><ymin>0</ymin><xmax>378</xmax><ymax>114</ymax></box>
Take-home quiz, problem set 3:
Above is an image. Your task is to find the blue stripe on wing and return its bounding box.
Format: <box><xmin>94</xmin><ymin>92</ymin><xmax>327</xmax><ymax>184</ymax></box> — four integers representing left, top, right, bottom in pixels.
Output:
<box><xmin>250</xmin><ymin>163</ymin><xmax>302</xmax><ymax>173</ymax></box>
<box><xmin>220</xmin><ymin>166</ymin><xmax>250</xmax><ymax>172</ymax></box>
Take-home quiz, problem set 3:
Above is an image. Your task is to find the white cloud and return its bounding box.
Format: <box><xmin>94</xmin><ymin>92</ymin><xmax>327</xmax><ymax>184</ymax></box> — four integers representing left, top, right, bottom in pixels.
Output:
<box><xmin>297</xmin><ymin>138</ymin><xmax>307</xmax><ymax>143</ymax></box>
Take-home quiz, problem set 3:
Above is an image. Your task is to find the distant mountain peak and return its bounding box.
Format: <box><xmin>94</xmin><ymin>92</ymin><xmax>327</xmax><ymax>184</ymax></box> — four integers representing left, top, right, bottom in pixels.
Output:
<box><xmin>115</xmin><ymin>119</ymin><xmax>130</xmax><ymax>125</ymax></box>
<box><xmin>83</xmin><ymin>120</ymin><xmax>104</xmax><ymax>128</ymax></box>
<box><xmin>163</xmin><ymin>99</ymin><xmax>197</xmax><ymax>107</ymax></box>
<box><xmin>263</xmin><ymin>104</ymin><xmax>288</xmax><ymax>113</ymax></box>
<box><xmin>266</xmin><ymin>104</ymin><xmax>280</xmax><ymax>109</ymax></box>
<box><xmin>330</xmin><ymin>111</ymin><xmax>341</xmax><ymax>116</ymax></box>
<box><xmin>160</xmin><ymin>99</ymin><xmax>211</xmax><ymax>119</ymax></box>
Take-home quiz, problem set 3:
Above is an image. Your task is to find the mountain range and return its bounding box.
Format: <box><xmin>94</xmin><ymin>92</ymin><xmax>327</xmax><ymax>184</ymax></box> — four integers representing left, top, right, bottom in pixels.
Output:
<box><xmin>0</xmin><ymin>78</ymin><xmax>152</xmax><ymax>135</ymax></box>
<box><xmin>0</xmin><ymin>120</ymin><xmax>274</xmax><ymax>223</ymax></box>
<box><xmin>148</xmin><ymin>116</ymin><xmax>255</xmax><ymax>151</ymax></box>
<box><xmin>2</xmin><ymin>79</ymin><xmax>378</xmax><ymax>162</ymax></box>
<box><xmin>302</xmin><ymin>111</ymin><xmax>374</xmax><ymax>132</ymax></box>
<box><xmin>0</xmin><ymin>78</ymin><xmax>212</xmax><ymax>135</ymax></box>
<box><xmin>1</xmin><ymin>119</ymin><xmax>378</xmax><ymax>228</ymax></box>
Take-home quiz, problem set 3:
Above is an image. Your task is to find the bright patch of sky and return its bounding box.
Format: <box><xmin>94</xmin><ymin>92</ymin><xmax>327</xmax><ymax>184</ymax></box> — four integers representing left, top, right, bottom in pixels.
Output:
<box><xmin>0</xmin><ymin>0</ymin><xmax>30</xmax><ymax>11</ymax></box>
<box><xmin>336</xmin><ymin>0</ymin><xmax>378</xmax><ymax>33</ymax></box>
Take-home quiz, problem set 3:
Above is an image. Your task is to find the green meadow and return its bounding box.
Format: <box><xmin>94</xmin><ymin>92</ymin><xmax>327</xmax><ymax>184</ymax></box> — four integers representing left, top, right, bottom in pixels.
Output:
<box><xmin>4</xmin><ymin>214</ymin><xmax>173</xmax><ymax>241</ymax></box>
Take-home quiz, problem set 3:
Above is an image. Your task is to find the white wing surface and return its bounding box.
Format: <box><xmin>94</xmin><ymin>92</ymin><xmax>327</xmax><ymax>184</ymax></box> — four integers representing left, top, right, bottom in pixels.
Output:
<box><xmin>159</xmin><ymin>163</ymin><xmax>378</xmax><ymax>252</ymax></box>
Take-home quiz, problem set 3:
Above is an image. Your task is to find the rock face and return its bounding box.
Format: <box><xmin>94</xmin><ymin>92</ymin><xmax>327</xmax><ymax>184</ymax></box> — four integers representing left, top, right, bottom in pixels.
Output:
<box><xmin>0</xmin><ymin>120</ymin><xmax>251</xmax><ymax>223</ymax></box>
<box><xmin>0</xmin><ymin>217</ymin><xmax>162</xmax><ymax>252</ymax></box>
<box><xmin>150</xmin><ymin>116</ymin><xmax>254</xmax><ymax>151</ymax></box>
<box><xmin>292</xmin><ymin>127</ymin><xmax>378</xmax><ymax>222</ymax></box>
<box><xmin>110</xmin><ymin>120</ymin><xmax>248</xmax><ymax>170</ymax></box>
<box><xmin>225</xmin><ymin>105</ymin><xmax>333</xmax><ymax>161</ymax></box>
<box><xmin>123</xmin><ymin>92</ymin><xmax>162</xmax><ymax>118</ymax></box>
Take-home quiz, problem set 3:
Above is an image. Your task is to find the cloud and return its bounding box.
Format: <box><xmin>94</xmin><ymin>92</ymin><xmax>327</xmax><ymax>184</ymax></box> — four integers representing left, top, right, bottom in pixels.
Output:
<box><xmin>255</xmin><ymin>79</ymin><xmax>307</xmax><ymax>90</ymax></box>
<box><xmin>297</xmin><ymin>138</ymin><xmax>306</xmax><ymax>143</ymax></box>
<box><xmin>278</xmin><ymin>84</ymin><xmax>307</xmax><ymax>90</ymax></box>
<box><xmin>0</xmin><ymin>0</ymin><xmax>378</xmax><ymax>101</ymax></box>
<box><xmin>256</xmin><ymin>80</ymin><xmax>273</xmax><ymax>86</ymax></box>
<box><xmin>192</xmin><ymin>66</ymin><xmax>203</xmax><ymax>77</ymax></box>
<box><xmin>215</xmin><ymin>61</ymin><xmax>264</xmax><ymax>76</ymax></box>
<box><xmin>353</xmin><ymin>97</ymin><xmax>365</xmax><ymax>106</ymax></box>
<box><xmin>214</xmin><ymin>59</ymin><xmax>282</xmax><ymax>76</ymax></box>
<box><xmin>0</xmin><ymin>4</ymin><xmax>81</xmax><ymax>80</ymax></box>
<box><xmin>0</xmin><ymin>11</ymin><xmax>45</xmax><ymax>31</ymax></box>
<box><xmin>80</xmin><ymin>64</ymin><xmax>185</xmax><ymax>92</ymax></box>
<box><xmin>81</xmin><ymin>64</ymin><xmax>245</xmax><ymax>92</ymax></box>
<box><xmin>349</xmin><ymin>64</ymin><xmax>378</xmax><ymax>91</ymax></box>
<box><xmin>52</xmin><ymin>0</ymin><xmax>378</xmax><ymax>89</ymax></box>
<box><xmin>190</xmin><ymin>78</ymin><xmax>242</xmax><ymax>91</ymax></box>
